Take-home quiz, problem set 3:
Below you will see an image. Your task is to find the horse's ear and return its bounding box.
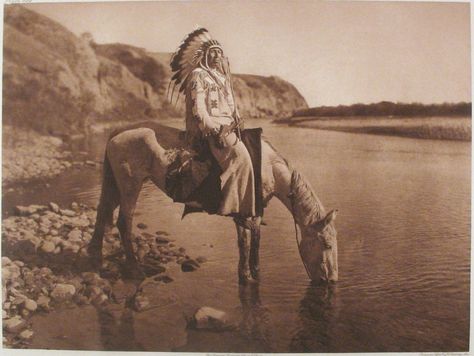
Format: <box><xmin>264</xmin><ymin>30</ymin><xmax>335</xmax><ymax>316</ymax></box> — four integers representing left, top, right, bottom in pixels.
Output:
<box><xmin>323</xmin><ymin>209</ymin><xmax>338</xmax><ymax>227</ymax></box>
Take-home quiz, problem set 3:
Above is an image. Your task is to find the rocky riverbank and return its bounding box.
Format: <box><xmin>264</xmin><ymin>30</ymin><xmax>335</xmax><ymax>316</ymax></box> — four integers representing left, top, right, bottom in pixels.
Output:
<box><xmin>2</xmin><ymin>125</ymin><xmax>103</xmax><ymax>188</ymax></box>
<box><xmin>3</xmin><ymin>126</ymin><xmax>71</xmax><ymax>186</ymax></box>
<box><xmin>2</xmin><ymin>202</ymin><xmax>205</xmax><ymax>348</ymax></box>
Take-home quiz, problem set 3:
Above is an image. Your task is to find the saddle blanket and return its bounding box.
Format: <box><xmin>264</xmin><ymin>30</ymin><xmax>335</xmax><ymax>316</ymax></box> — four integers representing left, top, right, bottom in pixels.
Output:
<box><xmin>165</xmin><ymin>128</ymin><xmax>264</xmax><ymax>217</ymax></box>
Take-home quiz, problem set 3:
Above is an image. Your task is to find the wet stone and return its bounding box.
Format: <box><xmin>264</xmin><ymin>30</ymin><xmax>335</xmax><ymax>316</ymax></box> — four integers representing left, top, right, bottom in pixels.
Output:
<box><xmin>181</xmin><ymin>259</ymin><xmax>200</xmax><ymax>272</ymax></box>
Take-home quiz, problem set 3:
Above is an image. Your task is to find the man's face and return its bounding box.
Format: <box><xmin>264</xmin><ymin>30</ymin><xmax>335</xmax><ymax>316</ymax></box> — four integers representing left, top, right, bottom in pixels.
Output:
<box><xmin>206</xmin><ymin>47</ymin><xmax>224</xmax><ymax>69</ymax></box>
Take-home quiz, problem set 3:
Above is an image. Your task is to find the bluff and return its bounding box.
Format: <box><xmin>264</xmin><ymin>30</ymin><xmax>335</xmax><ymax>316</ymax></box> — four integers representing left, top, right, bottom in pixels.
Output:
<box><xmin>3</xmin><ymin>5</ymin><xmax>308</xmax><ymax>136</ymax></box>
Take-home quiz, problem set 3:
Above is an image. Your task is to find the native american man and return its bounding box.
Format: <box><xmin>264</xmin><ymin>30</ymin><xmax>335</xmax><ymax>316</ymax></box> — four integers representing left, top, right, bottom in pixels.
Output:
<box><xmin>170</xmin><ymin>28</ymin><xmax>256</xmax><ymax>218</ymax></box>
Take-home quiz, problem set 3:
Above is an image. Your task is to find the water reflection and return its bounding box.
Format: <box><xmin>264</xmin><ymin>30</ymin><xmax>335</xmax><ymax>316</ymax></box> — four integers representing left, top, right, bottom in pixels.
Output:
<box><xmin>96</xmin><ymin>303</ymin><xmax>144</xmax><ymax>351</ymax></box>
<box><xmin>238</xmin><ymin>283</ymin><xmax>271</xmax><ymax>351</ymax></box>
<box><xmin>289</xmin><ymin>283</ymin><xmax>339</xmax><ymax>352</ymax></box>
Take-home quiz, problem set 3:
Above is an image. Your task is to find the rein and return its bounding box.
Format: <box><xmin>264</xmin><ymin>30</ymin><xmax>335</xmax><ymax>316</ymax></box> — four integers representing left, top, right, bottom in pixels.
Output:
<box><xmin>288</xmin><ymin>170</ymin><xmax>312</xmax><ymax>280</ymax></box>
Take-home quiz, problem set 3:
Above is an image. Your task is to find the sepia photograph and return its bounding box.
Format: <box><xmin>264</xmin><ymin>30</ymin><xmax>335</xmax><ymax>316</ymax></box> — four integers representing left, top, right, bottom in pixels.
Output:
<box><xmin>1</xmin><ymin>0</ymin><xmax>471</xmax><ymax>353</ymax></box>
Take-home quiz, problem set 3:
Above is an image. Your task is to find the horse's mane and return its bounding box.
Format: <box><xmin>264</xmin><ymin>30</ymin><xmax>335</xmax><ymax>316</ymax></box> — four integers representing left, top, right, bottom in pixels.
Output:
<box><xmin>262</xmin><ymin>136</ymin><xmax>325</xmax><ymax>227</ymax></box>
<box><xmin>290</xmin><ymin>170</ymin><xmax>326</xmax><ymax>227</ymax></box>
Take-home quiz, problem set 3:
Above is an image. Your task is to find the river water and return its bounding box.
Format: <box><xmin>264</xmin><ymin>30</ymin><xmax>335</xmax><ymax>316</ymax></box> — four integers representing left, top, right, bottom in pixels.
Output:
<box><xmin>4</xmin><ymin>118</ymin><xmax>470</xmax><ymax>352</ymax></box>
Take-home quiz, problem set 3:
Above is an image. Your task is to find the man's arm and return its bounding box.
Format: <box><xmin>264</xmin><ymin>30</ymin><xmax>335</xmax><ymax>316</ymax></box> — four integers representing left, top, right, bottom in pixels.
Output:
<box><xmin>190</xmin><ymin>71</ymin><xmax>221</xmax><ymax>136</ymax></box>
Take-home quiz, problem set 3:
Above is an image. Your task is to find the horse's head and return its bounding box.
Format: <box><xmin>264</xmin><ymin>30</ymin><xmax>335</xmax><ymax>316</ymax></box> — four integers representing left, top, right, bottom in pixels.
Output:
<box><xmin>300</xmin><ymin>209</ymin><xmax>338</xmax><ymax>284</ymax></box>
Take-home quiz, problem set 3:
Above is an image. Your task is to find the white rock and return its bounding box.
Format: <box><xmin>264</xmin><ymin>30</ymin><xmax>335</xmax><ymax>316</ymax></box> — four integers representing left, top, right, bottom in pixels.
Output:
<box><xmin>23</xmin><ymin>299</ymin><xmax>37</xmax><ymax>312</ymax></box>
<box><xmin>49</xmin><ymin>202</ymin><xmax>60</xmax><ymax>213</ymax></box>
<box><xmin>193</xmin><ymin>307</ymin><xmax>231</xmax><ymax>330</ymax></box>
<box><xmin>1</xmin><ymin>257</ymin><xmax>11</xmax><ymax>266</ymax></box>
<box><xmin>40</xmin><ymin>241</ymin><xmax>55</xmax><ymax>253</ymax></box>
<box><xmin>19</xmin><ymin>329</ymin><xmax>34</xmax><ymax>340</ymax></box>
<box><xmin>51</xmin><ymin>284</ymin><xmax>76</xmax><ymax>301</ymax></box>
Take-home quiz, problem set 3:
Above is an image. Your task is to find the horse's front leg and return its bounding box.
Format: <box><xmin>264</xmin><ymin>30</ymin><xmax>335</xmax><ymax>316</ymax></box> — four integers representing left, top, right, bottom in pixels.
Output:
<box><xmin>236</xmin><ymin>222</ymin><xmax>257</xmax><ymax>285</ymax></box>
<box><xmin>249</xmin><ymin>218</ymin><xmax>261</xmax><ymax>280</ymax></box>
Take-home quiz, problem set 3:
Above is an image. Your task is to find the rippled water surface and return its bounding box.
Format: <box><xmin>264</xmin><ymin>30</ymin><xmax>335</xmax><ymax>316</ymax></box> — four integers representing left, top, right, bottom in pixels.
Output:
<box><xmin>4</xmin><ymin>118</ymin><xmax>470</xmax><ymax>352</ymax></box>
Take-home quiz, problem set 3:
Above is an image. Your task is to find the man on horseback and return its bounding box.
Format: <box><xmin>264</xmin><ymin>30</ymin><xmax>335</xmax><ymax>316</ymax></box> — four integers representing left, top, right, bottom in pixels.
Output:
<box><xmin>170</xmin><ymin>28</ymin><xmax>256</xmax><ymax>218</ymax></box>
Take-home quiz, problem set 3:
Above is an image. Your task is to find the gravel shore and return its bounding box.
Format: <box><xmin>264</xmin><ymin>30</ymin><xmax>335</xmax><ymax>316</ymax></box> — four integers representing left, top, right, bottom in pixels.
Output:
<box><xmin>2</xmin><ymin>202</ymin><xmax>202</xmax><ymax>348</ymax></box>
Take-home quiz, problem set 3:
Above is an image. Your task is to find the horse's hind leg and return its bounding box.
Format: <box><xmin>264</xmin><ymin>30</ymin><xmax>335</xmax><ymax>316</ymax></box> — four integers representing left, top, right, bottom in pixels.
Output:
<box><xmin>116</xmin><ymin>180</ymin><xmax>144</xmax><ymax>280</ymax></box>
<box><xmin>88</xmin><ymin>156</ymin><xmax>120</xmax><ymax>268</ymax></box>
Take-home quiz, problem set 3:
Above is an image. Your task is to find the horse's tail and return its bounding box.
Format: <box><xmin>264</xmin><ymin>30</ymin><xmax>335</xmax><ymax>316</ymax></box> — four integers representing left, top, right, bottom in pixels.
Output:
<box><xmin>92</xmin><ymin>150</ymin><xmax>120</xmax><ymax>241</ymax></box>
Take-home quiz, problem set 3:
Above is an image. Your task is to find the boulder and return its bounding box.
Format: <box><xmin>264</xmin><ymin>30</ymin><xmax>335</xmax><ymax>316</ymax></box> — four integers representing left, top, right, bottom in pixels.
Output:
<box><xmin>191</xmin><ymin>306</ymin><xmax>232</xmax><ymax>331</ymax></box>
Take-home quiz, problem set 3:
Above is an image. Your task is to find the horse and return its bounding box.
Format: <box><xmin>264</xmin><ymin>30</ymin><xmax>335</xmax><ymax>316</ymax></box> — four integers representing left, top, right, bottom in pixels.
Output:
<box><xmin>87</xmin><ymin>121</ymin><xmax>338</xmax><ymax>284</ymax></box>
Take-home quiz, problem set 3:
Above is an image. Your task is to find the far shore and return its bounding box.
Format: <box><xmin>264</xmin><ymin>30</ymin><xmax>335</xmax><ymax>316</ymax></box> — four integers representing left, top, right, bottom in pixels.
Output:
<box><xmin>274</xmin><ymin>116</ymin><xmax>471</xmax><ymax>141</ymax></box>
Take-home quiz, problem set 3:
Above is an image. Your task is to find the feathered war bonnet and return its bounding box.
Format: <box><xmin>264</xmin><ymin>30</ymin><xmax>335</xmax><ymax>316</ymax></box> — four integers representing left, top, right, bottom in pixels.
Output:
<box><xmin>168</xmin><ymin>28</ymin><xmax>224</xmax><ymax>103</ymax></box>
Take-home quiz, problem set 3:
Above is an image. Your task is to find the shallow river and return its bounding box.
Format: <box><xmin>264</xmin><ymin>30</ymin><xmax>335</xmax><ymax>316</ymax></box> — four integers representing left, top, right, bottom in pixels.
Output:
<box><xmin>4</xmin><ymin>118</ymin><xmax>470</xmax><ymax>352</ymax></box>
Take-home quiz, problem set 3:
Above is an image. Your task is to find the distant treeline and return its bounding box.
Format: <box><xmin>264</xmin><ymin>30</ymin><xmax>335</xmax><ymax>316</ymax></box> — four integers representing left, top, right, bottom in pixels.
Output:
<box><xmin>293</xmin><ymin>101</ymin><xmax>471</xmax><ymax>118</ymax></box>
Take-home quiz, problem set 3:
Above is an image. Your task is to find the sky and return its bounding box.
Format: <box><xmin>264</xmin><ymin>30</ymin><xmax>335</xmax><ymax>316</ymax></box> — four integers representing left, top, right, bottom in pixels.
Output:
<box><xmin>23</xmin><ymin>0</ymin><xmax>471</xmax><ymax>107</ymax></box>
